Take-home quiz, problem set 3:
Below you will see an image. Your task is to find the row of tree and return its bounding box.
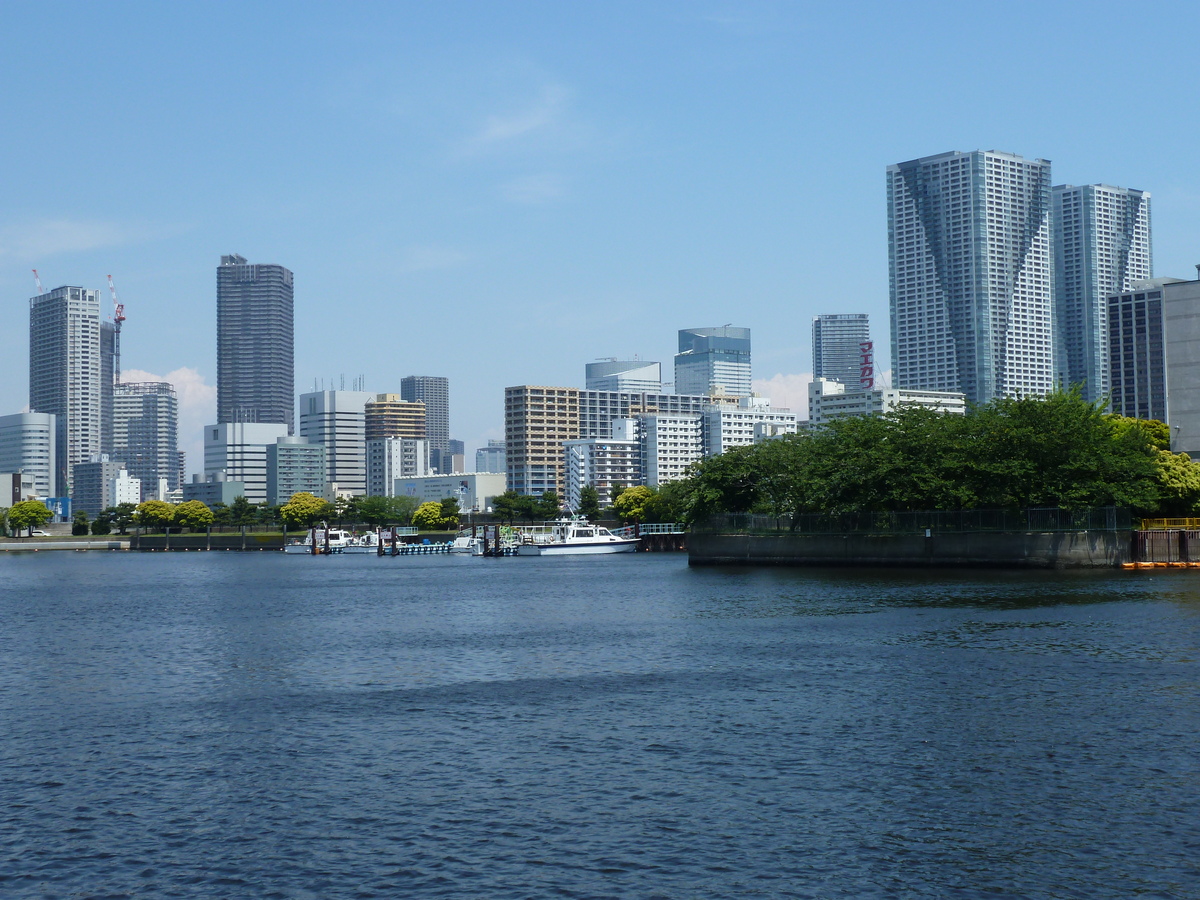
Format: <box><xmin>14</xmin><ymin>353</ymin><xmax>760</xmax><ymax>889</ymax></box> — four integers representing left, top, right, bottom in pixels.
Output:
<box><xmin>671</xmin><ymin>390</ymin><xmax>1199</xmax><ymax>522</ymax></box>
<box><xmin>1</xmin><ymin>492</ymin><xmax>452</xmax><ymax>537</ymax></box>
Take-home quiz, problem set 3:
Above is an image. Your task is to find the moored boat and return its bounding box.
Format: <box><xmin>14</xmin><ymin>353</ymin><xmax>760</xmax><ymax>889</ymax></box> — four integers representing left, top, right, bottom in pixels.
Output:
<box><xmin>514</xmin><ymin>519</ymin><xmax>639</xmax><ymax>556</ymax></box>
<box><xmin>283</xmin><ymin>528</ymin><xmax>354</xmax><ymax>554</ymax></box>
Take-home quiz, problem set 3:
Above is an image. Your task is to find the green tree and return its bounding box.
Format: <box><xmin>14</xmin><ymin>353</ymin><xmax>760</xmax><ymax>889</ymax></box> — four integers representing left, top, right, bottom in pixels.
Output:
<box><xmin>72</xmin><ymin>511</ymin><xmax>90</xmax><ymax>535</ymax></box>
<box><xmin>334</xmin><ymin>495</ymin><xmax>361</xmax><ymax>525</ymax></box>
<box><xmin>134</xmin><ymin>500</ymin><xmax>175</xmax><ymax>532</ymax></box>
<box><xmin>438</xmin><ymin>496</ymin><xmax>461</xmax><ymax>529</ymax></box>
<box><xmin>1108</xmin><ymin>415</ymin><xmax>1171</xmax><ymax>451</ymax></box>
<box><xmin>612</xmin><ymin>486</ymin><xmax>654</xmax><ymax>524</ymax></box>
<box><xmin>1150</xmin><ymin>450</ymin><xmax>1200</xmax><ymax>516</ymax></box>
<box><xmin>227</xmin><ymin>496</ymin><xmax>258</xmax><ymax>526</ymax></box>
<box><xmin>534</xmin><ymin>491</ymin><xmax>561</xmax><ymax>520</ymax></box>
<box><xmin>258</xmin><ymin>504</ymin><xmax>282</xmax><ymax>526</ymax></box>
<box><xmin>491</xmin><ymin>490</ymin><xmax>522</xmax><ymax>524</ymax></box>
<box><xmin>387</xmin><ymin>495</ymin><xmax>419</xmax><ymax>525</ymax></box>
<box><xmin>356</xmin><ymin>496</ymin><xmax>392</xmax><ymax>527</ymax></box>
<box><xmin>679</xmin><ymin>389</ymin><xmax>1169</xmax><ymax>522</ymax></box>
<box><xmin>174</xmin><ymin>500</ymin><xmax>215</xmax><ymax>532</ymax></box>
<box><xmin>10</xmin><ymin>500</ymin><xmax>53</xmax><ymax>535</ymax></box>
<box><xmin>105</xmin><ymin>502</ymin><xmax>138</xmax><ymax>535</ymax></box>
<box><xmin>280</xmin><ymin>492</ymin><xmax>334</xmax><ymax>529</ymax></box>
<box><xmin>209</xmin><ymin>502</ymin><xmax>232</xmax><ymax>527</ymax></box>
<box><xmin>577</xmin><ymin>485</ymin><xmax>601</xmax><ymax>522</ymax></box>
<box><xmin>412</xmin><ymin>501</ymin><xmax>447</xmax><ymax>531</ymax></box>
<box><xmin>357</xmin><ymin>495</ymin><xmax>420</xmax><ymax>527</ymax></box>
<box><xmin>90</xmin><ymin>510</ymin><xmax>112</xmax><ymax>535</ymax></box>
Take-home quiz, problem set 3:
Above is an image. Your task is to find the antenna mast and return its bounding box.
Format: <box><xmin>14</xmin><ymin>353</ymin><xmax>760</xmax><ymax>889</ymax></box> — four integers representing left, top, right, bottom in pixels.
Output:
<box><xmin>32</xmin><ymin>269</ymin><xmax>44</xmax><ymax>294</ymax></box>
<box><xmin>107</xmin><ymin>275</ymin><xmax>126</xmax><ymax>384</ymax></box>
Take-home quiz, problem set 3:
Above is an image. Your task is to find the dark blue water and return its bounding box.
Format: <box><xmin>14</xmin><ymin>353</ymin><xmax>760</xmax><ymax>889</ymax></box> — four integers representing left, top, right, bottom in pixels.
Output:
<box><xmin>1</xmin><ymin>552</ymin><xmax>1198</xmax><ymax>898</ymax></box>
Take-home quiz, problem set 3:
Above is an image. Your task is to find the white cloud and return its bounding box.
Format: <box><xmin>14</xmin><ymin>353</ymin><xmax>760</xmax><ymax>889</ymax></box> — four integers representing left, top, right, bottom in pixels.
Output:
<box><xmin>498</xmin><ymin>172</ymin><xmax>567</xmax><ymax>204</ymax></box>
<box><xmin>122</xmin><ymin>367</ymin><xmax>216</xmax><ymax>479</ymax></box>
<box><xmin>0</xmin><ymin>218</ymin><xmax>133</xmax><ymax>260</ymax></box>
<box><xmin>753</xmin><ymin>372</ymin><xmax>812</xmax><ymax>417</ymax></box>
<box><xmin>394</xmin><ymin>244</ymin><xmax>470</xmax><ymax>274</ymax></box>
<box><xmin>471</xmin><ymin>84</ymin><xmax>570</xmax><ymax>146</ymax></box>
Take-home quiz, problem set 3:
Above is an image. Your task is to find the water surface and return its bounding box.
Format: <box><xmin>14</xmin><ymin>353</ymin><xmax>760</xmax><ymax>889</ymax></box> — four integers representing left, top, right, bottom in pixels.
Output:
<box><xmin>1</xmin><ymin>552</ymin><xmax>1197</xmax><ymax>897</ymax></box>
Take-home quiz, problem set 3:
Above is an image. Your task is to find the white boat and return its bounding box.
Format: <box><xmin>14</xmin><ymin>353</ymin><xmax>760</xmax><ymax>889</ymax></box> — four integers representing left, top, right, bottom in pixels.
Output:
<box><xmin>450</xmin><ymin>532</ymin><xmax>483</xmax><ymax>554</ymax></box>
<box><xmin>514</xmin><ymin>519</ymin><xmax>639</xmax><ymax>556</ymax></box>
<box><xmin>341</xmin><ymin>531</ymin><xmax>381</xmax><ymax>554</ymax></box>
<box><xmin>283</xmin><ymin>528</ymin><xmax>354</xmax><ymax>554</ymax></box>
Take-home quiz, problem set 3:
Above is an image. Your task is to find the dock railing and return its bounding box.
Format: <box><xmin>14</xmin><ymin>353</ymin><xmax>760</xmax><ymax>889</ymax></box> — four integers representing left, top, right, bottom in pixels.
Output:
<box><xmin>610</xmin><ymin>523</ymin><xmax>685</xmax><ymax>538</ymax></box>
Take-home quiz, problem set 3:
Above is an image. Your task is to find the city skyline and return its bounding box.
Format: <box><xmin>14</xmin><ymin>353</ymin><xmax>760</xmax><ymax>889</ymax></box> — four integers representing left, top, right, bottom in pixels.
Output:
<box><xmin>3</xmin><ymin>4</ymin><xmax>1200</xmax><ymax>466</ymax></box>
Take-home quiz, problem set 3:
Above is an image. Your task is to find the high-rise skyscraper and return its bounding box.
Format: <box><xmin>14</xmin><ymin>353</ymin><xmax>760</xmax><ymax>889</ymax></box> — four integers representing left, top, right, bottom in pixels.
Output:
<box><xmin>674</xmin><ymin>327</ymin><xmax>752</xmax><ymax>397</ymax></box>
<box><xmin>217</xmin><ymin>254</ymin><xmax>295</xmax><ymax>432</ymax></box>
<box><xmin>1106</xmin><ymin>280</ymin><xmax>1174</xmax><ymax>423</ymax></box>
<box><xmin>100</xmin><ymin>320</ymin><xmax>116</xmax><ymax>455</ymax></box>
<box><xmin>812</xmin><ymin>314</ymin><xmax>871</xmax><ymax>387</ymax></box>
<box><xmin>585</xmin><ymin>360</ymin><xmax>662</xmax><ymax>392</ymax></box>
<box><xmin>400</xmin><ymin>375</ymin><xmax>449</xmax><ymax>466</ymax></box>
<box><xmin>1054</xmin><ymin>184</ymin><xmax>1152</xmax><ymax>403</ymax></box>
<box><xmin>29</xmin><ymin>286</ymin><xmax>106</xmax><ymax>496</ymax></box>
<box><xmin>112</xmin><ymin>382</ymin><xmax>181</xmax><ymax>494</ymax></box>
<box><xmin>888</xmin><ymin>150</ymin><xmax>1054</xmax><ymax>404</ymax></box>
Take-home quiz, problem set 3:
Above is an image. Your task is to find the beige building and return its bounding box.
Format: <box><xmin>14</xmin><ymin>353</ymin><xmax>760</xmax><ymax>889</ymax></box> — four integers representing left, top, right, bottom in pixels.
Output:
<box><xmin>505</xmin><ymin>386</ymin><xmax>581</xmax><ymax>497</ymax></box>
<box><xmin>365</xmin><ymin>393</ymin><xmax>426</xmax><ymax>442</ymax></box>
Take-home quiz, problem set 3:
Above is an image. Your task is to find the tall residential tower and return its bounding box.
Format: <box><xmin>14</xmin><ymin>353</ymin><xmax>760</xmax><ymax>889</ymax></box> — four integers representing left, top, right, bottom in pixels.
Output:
<box><xmin>216</xmin><ymin>254</ymin><xmax>295</xmax><ymax>432</ymax></box>
<box><xmin>1053</xmin><ymin>184</ymin><xmax>1151</xmax><ymax>403</ymax></box>
<box><xmin>888</xmin><ymin>150</ymin><xmax>1054</xmax><ymax>404</ymax></box>
<box><xmin>400</xmin><ymin>375</ymin><xmax>450</xmax><ymax>470</ymax></box>
<box><xmin>29</xmin><ymin>286</ymin><xmax>108</xmax><ymax>496</ymax></box>
<box><xmin>812</xmin><ymin>314</ymin><xmax>871</xmax><ymax>387</ymax></box>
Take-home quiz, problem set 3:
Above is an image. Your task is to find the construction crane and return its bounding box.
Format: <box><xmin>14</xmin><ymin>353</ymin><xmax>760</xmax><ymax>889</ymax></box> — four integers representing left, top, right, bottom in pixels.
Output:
<box><xmin>32</xmin><ymin>269</ymin><xmax>44</xmax><ymax>294</ymax></box>
<box><xmin>107</xmin><ymin>275</ymin><xmax>126</xmax><ymax>384</ymax></box>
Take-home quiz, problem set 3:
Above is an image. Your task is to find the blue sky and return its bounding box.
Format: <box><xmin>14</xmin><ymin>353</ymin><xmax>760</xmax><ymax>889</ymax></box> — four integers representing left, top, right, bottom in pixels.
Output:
<box><xmin>3</xmin><ymin>1</ymin><xmax>1199</xmax><ymax>471</ymax></box>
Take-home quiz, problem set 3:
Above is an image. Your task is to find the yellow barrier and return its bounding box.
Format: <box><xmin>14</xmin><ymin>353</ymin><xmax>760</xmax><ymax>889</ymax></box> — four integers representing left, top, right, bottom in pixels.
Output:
<box><xmin>1140</xmin><ymin>518</ymin><xmax>1200</xmax><ymax>530</ymax></box>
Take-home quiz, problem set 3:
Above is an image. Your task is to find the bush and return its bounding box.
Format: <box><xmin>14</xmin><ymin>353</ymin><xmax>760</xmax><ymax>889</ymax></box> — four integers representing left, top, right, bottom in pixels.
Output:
<box><xmin>72</xmin><ymin>512</ymin><xmax>89</xmax><ymax>536</ymax></box>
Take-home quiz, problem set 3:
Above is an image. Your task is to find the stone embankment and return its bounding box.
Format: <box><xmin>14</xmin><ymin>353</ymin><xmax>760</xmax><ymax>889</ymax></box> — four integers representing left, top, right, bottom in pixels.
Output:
<box><xmin>0</xmin><ymin>539</ymin><xmax>129</xmax><ymax>552</ymax></box>
<box><xmin>688</xmin><ymin>531</ymin><xmax>1130</xmax><ymax>568</ymax></box>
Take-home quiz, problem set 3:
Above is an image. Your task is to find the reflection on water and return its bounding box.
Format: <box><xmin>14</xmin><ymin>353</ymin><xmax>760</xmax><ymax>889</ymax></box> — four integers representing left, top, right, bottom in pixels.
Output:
<box><xmin>1</xmin><ymin>552</ymin><xmax>1198</xmax><ymax>898</ymax></box>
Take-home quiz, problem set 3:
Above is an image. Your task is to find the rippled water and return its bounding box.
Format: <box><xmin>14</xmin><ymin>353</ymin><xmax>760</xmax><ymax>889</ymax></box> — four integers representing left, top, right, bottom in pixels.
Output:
<box><xmin>1</xmin><ymin>552</ymin><xmax>1198</xmax><ymax>898</ymax></box>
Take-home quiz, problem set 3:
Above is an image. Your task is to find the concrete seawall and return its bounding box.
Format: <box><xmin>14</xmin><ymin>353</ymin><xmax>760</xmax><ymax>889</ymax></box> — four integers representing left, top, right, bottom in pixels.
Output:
<box><xmin>1</xmin><ymin>539</ymin><xmax>129</xmax><ymax>552</ymax></box>
<box><xmin>131</xmin><ymin>534</ymin><xmax>285</xmax><ymax>551</ymax></box>
<box><xmin>688</xmin><ymin>531</ymin><xmax>1131</xmax><ymax>569</ymax></box>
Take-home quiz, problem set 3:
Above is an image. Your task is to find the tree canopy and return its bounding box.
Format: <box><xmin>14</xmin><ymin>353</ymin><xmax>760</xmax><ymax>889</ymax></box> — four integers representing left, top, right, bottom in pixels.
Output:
<box><xmin>9</xmin><ymin>500</ymin><xmax>52</xmax><ymax>534</ymax></box>
<box><xmin>412</xmin><ymin>501</ymin><xmax>456</xmax><ymax>531</ymax></box>
<box><xmin>174</xmin><ymin>500</ymin><xmax>215</xmax><ymax>532</ymax></box>
<box><xmin>104</xmin><ymin>502</ymin><xmax>138</xmax><ymax>535</ymax></box>
<box><xmin>134</xmin><ymin>500</ymin><xmax>175</xmax><ymax>531</ymax></box>
<box><xmin>357</xmin><ymin>495</ymin><xmax>420</xmax><ymax>527</ymax></box>
<box><xmin>280</xmin><ymin>492</ymin><xmax>334</xmax><ymax>529</ymax></box>
<box><xmin>680</xmin><ymin>390</ymin><xmax>1183</xmax><ymax>522</ymax></box>
<box><xmin>577</xmin><ymin>485</ymin><xmax>601</xmax><ymax>522</ymax></box>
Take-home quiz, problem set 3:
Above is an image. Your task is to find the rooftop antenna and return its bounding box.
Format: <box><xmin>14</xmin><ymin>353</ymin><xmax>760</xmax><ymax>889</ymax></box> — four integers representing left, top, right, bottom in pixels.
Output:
<box><xmin>107</xmin><ymin>275</ymin><xmax>126</xmax><ymax>384</ymax></box>
<box><xmin>32</xmin><ymin>269</ymin><xmax>44</xmax><ymax>294</ymax></box>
